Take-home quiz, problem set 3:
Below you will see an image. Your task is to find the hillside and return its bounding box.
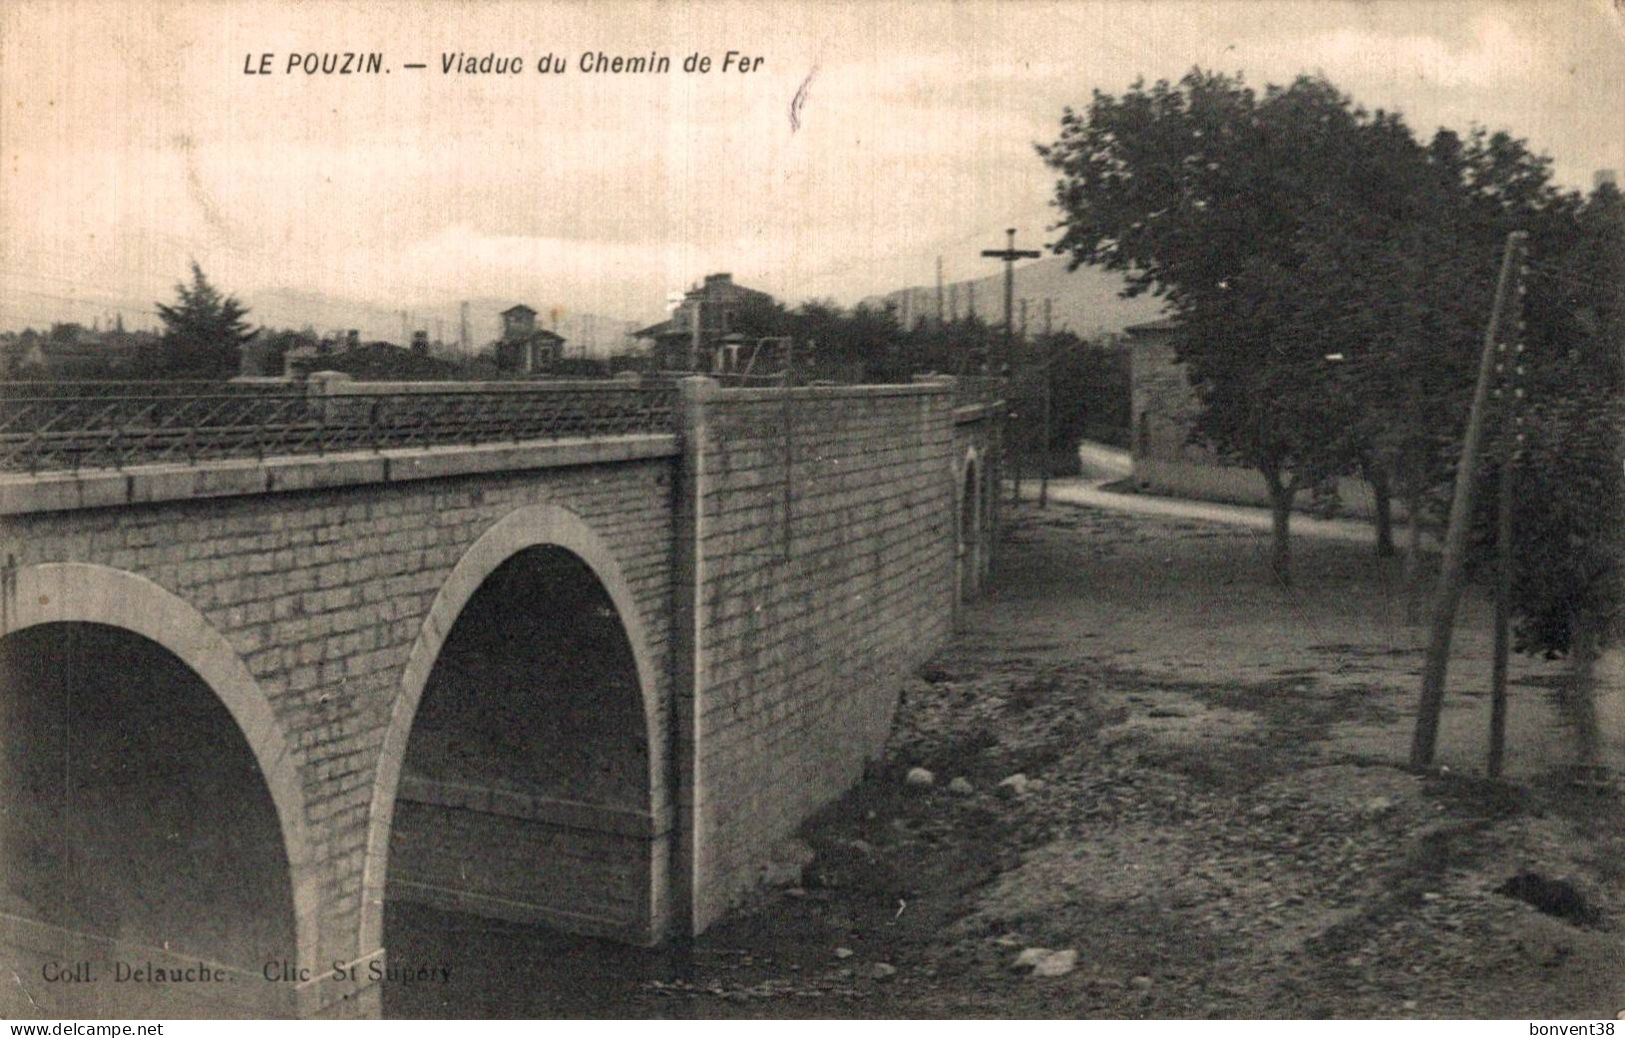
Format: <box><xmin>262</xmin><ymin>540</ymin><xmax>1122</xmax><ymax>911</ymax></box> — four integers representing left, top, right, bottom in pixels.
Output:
<box><xmin>860</xmin><ymin>257</ymin><xmax>1165</xmax><ymax>338</ymax></box>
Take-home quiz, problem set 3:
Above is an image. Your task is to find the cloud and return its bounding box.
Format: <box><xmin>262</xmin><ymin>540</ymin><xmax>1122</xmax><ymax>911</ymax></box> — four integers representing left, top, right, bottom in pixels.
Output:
<box><xmin>1233</xmin><ymin>11</ymin><xmax>1551</xmax><ymax>92</ymax></box>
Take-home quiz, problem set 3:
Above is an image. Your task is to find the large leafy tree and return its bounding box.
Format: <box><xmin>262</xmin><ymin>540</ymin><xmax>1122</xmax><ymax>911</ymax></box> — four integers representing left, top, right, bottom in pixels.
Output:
<box><xmin>154</xmin><ymin>262</ymin><xmax>254</xmax><ymax>378</ymax></box>
<box><xmin>1039</xmin><ymin>68</ymin><xmax>1620</xmax><ymax>762</ymax></box>
<box><xmin>1307</xmin><ymin>129</ymin><xmax>1498</xmax><ymax>594</ymax></box>
<box><xmin>1480</xmin><ymin>181</ymin><xmax>1624</xmax><ymax>765</ymax></box>
<box><xmin>1037</xmin><ymin>70</ymin><xmax>1459</xmax><ymax>581</ymax></box>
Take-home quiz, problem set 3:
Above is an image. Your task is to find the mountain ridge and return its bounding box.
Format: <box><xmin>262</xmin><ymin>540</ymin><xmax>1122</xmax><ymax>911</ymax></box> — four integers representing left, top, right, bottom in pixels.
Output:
<box><xmin>859</xmin><ymin>256</ymin><xmax>1166</xmax><ymax>338</ymax></box>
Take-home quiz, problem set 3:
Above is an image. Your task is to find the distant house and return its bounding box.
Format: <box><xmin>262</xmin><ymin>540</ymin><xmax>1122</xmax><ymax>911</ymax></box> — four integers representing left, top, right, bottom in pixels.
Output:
<box><xmin>495</xmin><ymin>304</ymin><xmax>566</xmax><ymax>374</ymax></box>
<box><xmin>501</xmin><ymin>304</ymin><xmax>538</xmax><ymax>340</ymax></box>
<box><xmin>1126</xmin><ymin>318</ymin><xmax>1194</xmax><ymax>473</ymax></box>
<box><xmin>239</xmin><ymin>330</ymin><xmax>332</xmax><ymax>379</ymax></box>
<box><xmin>634</xmin><ymin>273</ymin><xmax>774</xmax><ymax>371</ymax></box>
<box><xmin>1127</xmin><ymin>318</ymin><xmax>1381</xmax><ymax>518</ymax></box>
<box><xmin>239</xmin><ymin>333</ymin><xmax>297</xmax><ymax>378</ymax></box>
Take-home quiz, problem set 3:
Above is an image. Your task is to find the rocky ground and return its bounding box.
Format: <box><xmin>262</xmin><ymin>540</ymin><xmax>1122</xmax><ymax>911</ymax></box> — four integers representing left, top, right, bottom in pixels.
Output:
<box><xmin>389</xmin><ymin>501</ymin><xmax>1625</xmax><ymax>1019</ymax></box>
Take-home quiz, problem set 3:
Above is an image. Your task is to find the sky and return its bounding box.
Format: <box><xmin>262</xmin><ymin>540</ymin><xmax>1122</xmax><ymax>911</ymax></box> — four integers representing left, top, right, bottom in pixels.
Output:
<box><xmin>2</xmin><ymin>0</ymin><xmax>1621</xmax><ymax>339</ymax></box>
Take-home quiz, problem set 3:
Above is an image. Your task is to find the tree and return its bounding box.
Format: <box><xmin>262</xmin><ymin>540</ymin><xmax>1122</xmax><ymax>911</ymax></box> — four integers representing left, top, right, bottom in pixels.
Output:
<box><xmin>732</xmin><ymin>295</ymin><xmax>792</xmax><ymax>342</ymax></box>
<box><xmin>1293</xmin><ymin>127</ymin><xmax>1498</xmax><ymax>596</ymax></box>
<box><xmin>1376</xmin><ymin>145</ymin><xmax>1619</xmax><ymax>769</ymax></box>
<box><xmin>1047</xmin><ymin>334</ymin><xmax>1132</xmax><ymax>449</ymax></box>
<box><xmin>783</xmin><ymin>299</ymin><xmax>906</xmax><ymax>381</ymax></box>
<box><xmin>155</xmin><ymin>262</ymin><xmax>254</xmax><ymax>378</ymax></box>
<box><xmin>1480</xmin><ymin>181</ymin><xmax>1624</xmax><ymax>767</ymax></box>
<box><xmin>1038</xmin><ymin>71</ymin><xmax>1435</xmax><ymax>581</ymax></box>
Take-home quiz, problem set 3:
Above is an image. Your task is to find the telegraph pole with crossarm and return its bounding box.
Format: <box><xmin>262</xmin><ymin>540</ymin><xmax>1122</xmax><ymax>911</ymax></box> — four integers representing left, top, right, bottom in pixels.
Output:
<box><xmin>981</xmin><ymin>228</ymin><xmax>1040</xmax><ymax>376</ymax></box>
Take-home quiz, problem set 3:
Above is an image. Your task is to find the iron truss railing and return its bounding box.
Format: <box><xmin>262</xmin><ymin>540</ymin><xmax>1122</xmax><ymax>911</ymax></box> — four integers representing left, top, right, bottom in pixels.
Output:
<box><xmin>0</xmin><ymin>381</ymin><xmax>679</xmax><ymax>474</ymax></box>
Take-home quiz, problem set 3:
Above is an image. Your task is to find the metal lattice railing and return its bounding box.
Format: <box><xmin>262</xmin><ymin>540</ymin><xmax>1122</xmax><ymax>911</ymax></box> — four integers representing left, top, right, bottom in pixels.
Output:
<box><xmin>0</xmin><ymin>381</ymin><xmax>678</xmax><ymax>474</ymax></box>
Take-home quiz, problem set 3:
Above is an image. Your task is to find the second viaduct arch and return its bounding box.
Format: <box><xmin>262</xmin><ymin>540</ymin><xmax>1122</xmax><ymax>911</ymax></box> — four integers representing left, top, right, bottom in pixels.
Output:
<box><xmin>361</xmin><ymin>503</ymin><xmax>671</xmax><ymax>956</ymax></box>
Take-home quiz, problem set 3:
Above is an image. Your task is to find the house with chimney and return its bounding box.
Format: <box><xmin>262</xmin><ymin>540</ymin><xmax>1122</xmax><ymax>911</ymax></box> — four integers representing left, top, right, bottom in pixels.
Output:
<box><xmin>634</xmin><ymin>273</ymin><xmax>775</xmax><ymax>371</ymax></box>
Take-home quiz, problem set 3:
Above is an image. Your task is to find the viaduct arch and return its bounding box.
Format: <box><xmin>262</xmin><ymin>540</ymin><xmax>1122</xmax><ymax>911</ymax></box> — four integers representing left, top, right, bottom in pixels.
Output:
<box><xmin>0</xmin><ymin>562</ymin><xmax>318</xmax><ymax>1008</ymax></box>
<box><xmin>362</xmin><ymin>503</ymin><xmax>669</xmax><ymax>953</ymax></box>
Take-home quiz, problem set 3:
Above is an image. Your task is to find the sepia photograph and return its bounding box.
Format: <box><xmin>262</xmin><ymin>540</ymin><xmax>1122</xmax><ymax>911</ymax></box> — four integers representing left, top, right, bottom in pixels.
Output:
<box><xmin>0</xmin><ymin>0</ymin><xmax>1621</xmax><ymax>1023</ymax></box>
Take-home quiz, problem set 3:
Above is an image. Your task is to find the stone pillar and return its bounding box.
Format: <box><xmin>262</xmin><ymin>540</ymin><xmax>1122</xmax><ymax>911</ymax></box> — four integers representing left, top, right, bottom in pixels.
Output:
<box><xmin>305</xmin><ymin>369</ymin><xmax>356</xmax><ymax>425</ymax></box>
<box><xmin>671</xmin><ymin>376</ymin><xmax>717</xmax><ymax>935</ymax></box>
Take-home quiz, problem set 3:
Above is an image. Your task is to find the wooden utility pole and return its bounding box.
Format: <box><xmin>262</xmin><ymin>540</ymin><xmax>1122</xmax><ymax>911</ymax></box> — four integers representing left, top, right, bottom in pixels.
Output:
<box><xmin>1489</xmin><ymin>269</ymin><xmax>1531</xmax><ymax>777</ymax></box>
<box><xmin>981</xmin><ymin>228</ymin><xmax>1039</xmax><ymax>376</ymax></box>
<box><xmin>983</xmin><ymin>229</ymin><xmax>1039</xmax><ymax>505</ymax></box>
<box><xmin>936</xmin><ymin>256</ymin><xmax>945</xmax><ymax>326</ymax></box>
<box><xmin>1411</xmin><ymin>230</ymin><xmax>1529</xmax><ymax>772</ymax></box>
<box><xmin>1016</xmin><ymin>297</ymin><xmax>1029</xmax><ymax>502</ymax></box>
<box><xmin>1489</xmin><ymin>448</ymin><xmax>1513</xmax><ymax>777</ymax></box>
<box><xmin>1040</xmin><ymin>298</ymin><xmax>1053</xmax><ymax>509</ymax></box>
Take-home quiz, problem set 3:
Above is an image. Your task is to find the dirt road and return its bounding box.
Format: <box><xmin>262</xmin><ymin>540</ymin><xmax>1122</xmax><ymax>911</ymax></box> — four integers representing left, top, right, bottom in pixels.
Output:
<box><xmin>388</xmin><ymin>500</ymin><xmax>1625</xmax><ymax>1019</ymax></box>
<box><xmin>1036</xmin><ymin>472</ymin><xmax>1380</xmax><ymax>545</ymax></box>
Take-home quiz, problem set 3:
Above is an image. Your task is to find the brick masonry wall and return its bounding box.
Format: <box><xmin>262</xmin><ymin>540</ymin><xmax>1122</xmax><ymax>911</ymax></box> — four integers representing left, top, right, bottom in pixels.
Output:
<box><xmin>684</xmin><ymin>385</ymin><xmax>959</xmax><ymax>926</ymax></box>
<box><xmin>0</xmin><ymin>457</ymin><xmax>677</xmax><ymax>970</ymax></box>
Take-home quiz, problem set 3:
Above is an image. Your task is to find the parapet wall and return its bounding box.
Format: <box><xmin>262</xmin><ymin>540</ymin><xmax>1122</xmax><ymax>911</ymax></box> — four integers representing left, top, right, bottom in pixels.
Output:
<box><xmin>676</xmin><ymin>381</ymin><xmax>961</xmax><ymax>927</ymax></box>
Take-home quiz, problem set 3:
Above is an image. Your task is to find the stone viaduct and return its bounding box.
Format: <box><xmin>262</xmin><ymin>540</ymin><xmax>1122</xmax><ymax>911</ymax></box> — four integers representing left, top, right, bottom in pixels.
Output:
<box><xmin>0</xmin><ymin>375</ymin><xmax>1000</xmax><ymax>1018</ymax></box>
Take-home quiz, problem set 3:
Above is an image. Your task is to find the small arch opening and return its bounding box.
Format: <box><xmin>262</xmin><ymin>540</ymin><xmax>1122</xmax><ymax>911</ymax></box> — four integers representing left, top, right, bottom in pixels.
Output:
<box><xmin>0</xmin><ymin>623</ymin><xmax>296</xmax><ymax>1014</ymax></box>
